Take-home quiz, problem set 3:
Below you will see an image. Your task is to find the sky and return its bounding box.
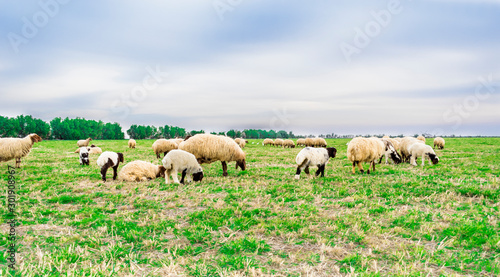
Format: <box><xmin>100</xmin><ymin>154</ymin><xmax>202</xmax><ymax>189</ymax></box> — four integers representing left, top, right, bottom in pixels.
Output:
<box><xmin>0</xmin><ymin>0</ymin><xmax>499</xmax><ymax>136</ymax></box>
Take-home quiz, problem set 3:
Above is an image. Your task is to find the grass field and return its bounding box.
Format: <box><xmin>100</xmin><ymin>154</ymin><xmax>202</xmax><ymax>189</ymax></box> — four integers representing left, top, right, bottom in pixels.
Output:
<box><xmin>1</xmin><ymin>138</ymin><xmax>499</xmax><ymax>276</ymax></box>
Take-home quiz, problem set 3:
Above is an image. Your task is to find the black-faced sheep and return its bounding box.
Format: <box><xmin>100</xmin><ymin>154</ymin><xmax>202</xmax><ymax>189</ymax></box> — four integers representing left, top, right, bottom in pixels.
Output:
<box><xmin>399</xmin><ymin>137</ymin><xmax>424</xmax><ymax>163</ymax></box>
<box><xmin>295</xmin><ymin>147</ymin><xmax>337</xmax><ymax>179</ymax></box>
<box><xmin>379</xmin><ymin>138</ymin><xmax>401</xmax><ymax>164</ymax></box>
<box><xmin>152</xmin><ymin>139</ymin><xmax>179</xmax><ymax>158</ymax></box>
<box><xmin>128</xmin><ymin>139</ymin><xmax>136</xmax><ymax>149</ymax></box>
<box><xmin>118</xmin><ymin>160</ymin><xmax>166</xmax><ymax>182</ymax></box>
<box><xmin>0</xmin><ymin>133</ymin><xmax>42</xmax><ymax>168</ymax></box>
<box><xmin>263</xmin><ymin>138</ymin><xmax>274</xmax><ymax>146</ymax></box>
<box><xmin>97</xmin><ymin>151</ymin><xmax>124</xmax><ymax>181</ymax></box>
<box><xmin>347</xmin><ymin>137</ymin><xmax>401</xmax><ymax>174</ymax></box>
<box><xmin>77</xmin><ymin>137</ymin><xmax>92</xmax><ymax>147</ymax></box>
<box><xmin>408</xmin><ymin>143</ymin><xmax>439</xmax><ymax>166</ymax></box>
<box><xmin>178</xmin><ymin>134</ymin><xmax>246</xmax><ymax>177</ymax></box>
<box><xmin>434</xmin><ymin>137</ymin><xmax>445</xmax><ymax>149</ymax></box>
<box><xmin>79</xmin><ymin>147</ymin><xmax>90</xmax><ymax>166</ymax></box>
<box><xmin>162</xmin><ymin>149</ymin><xmax>203</xmax><ymax>184</ymax></box>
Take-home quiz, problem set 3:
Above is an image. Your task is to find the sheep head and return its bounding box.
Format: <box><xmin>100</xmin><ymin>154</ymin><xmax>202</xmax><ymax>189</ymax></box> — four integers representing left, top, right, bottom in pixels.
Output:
<box><xmin>117</xmin><ymin>153</ymin><xmax>124</xmax><ymax>163</ymax></box>
<box><xmin>428</xmin><ymin>153</ymin><xmax>439</xmax><ymax>165</ymax></box>
<box><xmin>193</xmin><ymin>170</ymin><xmax>204</xmax><ymax>182</ymax></box>
<box><xmin>326</xmin><ymin>147</ymin><xmax>337</xmax><ymax>158</ymax></box>
<box><xmin>157</xmin><ymin>166</ymin><xmax>166</xmax><ymax>178</ymax></box>
<box><xmin>235</xmin><ymin>159</ymin><xmax>246</xmax><ymax>171</ymax></box>
<box><xmin>29</xmin><ymin>134</ymin><xmax>42</xmax><ymax>143</ymax></box>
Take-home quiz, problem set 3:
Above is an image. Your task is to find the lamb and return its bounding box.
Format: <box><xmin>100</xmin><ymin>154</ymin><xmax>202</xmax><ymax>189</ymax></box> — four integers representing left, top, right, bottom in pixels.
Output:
<box><xmin>417</xmin><ymin>135</ymin><xmax>426</xmax><ymax>143</ymax></box>
<box><xmin>96</xmin><ymin>151</ymin><xmax>124</xmax><ymax>181</ymax></box>
<box><xmin>162</xmin><ymin>149</ymin><xmax>204</xmax><ymax>184</ymax></box>
<box><xmin>77</xmin><ymin>137</ymin><xmax>92</xmax><ymax>147</ymax></box>
<box><xmin>296</xmin><ymin>138</ymin><xmax>306</xmax><ymax>147</ymax></box>
<box><xmin>305</xmin><ymin>138</ymin><xmax>315</xmax><ymax>147</ymax></box>
<box><xmin>88</xmin><ymin>145</ymin><xmax>102</xmax><ymax>154</ymax></box>
<box><xmin>347</xmin><ymin>137</ymin><xmax>401</xmax><ymax>174</ymax></box>
<box><xmin>79</xmin><ymin>147</ymin><xmax>90</xmax><ymax>165</ymax></box>
<box><xmin>399</xmin><ymin>137</ymin><xmax>424</xmax><ymax>163</ymax></box>
<box><xmin>283</xmin><ymin>139</ymin><xmax>296</xmax><ymax>148</ymax></box>
<box><xmin>434</xmin><ymin>137</ymin><xmax>445</xmax><ymax>149</ymax></box>
<box><xmin>178</xmin><ymin>134</ymin><xmax>246</xmax><ymax>177</ymax></box>
<box><xmin>234</xmin><ymin>138</ymin><xmax>246</xmax><ymax>148</ymax></box>
<box><xmin>408</xmin><ymin>143</ymin><xmax>439</xmax><ymax>166</ymax></box>
<box><xmin>263</xmin><ymin>138</ymin><xmax>274</xmax><ymax>146</ymax></box>
<box><xmin>314</xmin><ymin>138</ymin><xmax>327</xmax><ymax>147</ymax></box>
<box><xmin>294</xmin><ymin>147</ymin><xmax>337</xmax><ymax>179</ymax></box>
<box><xmin>118</xmin><ymin>160</ymin><xmax>166</xmax><ymax>182</ymax></box>
<box><xmin>152</xmin><ymin>139</ymin><xmax>179</xmax><ymax>158</ymax></box>
<box><xmin>0</xmin><ymin>133</ymin><xmax>42</xmax><ymax>168</ymax></box>
<box><xmin>274</xmin><ymin>138</ymin><xmax>284</xmax><ymax>147</ymax></box>
<box><xmin>379</xmin><ymin>138</ymin><xmax>401</xmax><ymax>164</ymax></box>
<box><xmin>128</xmin><ymin>139</ymin><xmax>136</xmax><ymax>149</ymax></box>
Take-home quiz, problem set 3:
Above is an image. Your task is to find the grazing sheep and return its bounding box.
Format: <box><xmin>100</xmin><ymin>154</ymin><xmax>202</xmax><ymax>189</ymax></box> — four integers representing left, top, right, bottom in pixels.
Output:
<box><xmin>118</xmin><ymin>160</ymin><xmax>166</xmax><ymax>182</ymax></box>
<box><xmin>408</xmin><ymin>144</ymin><xmax>439</xmax><ymax>166</ymax></box>
<box><xmin>152</xmin><ymin>139</ymin><xmax>179</xmax><ymax>158</ymax></box>
<box><xmin>128</xmin><ymin>139</ymin><xmax>136</xmax><ymax>149</ymax></box>
<box><xmin>379</xmin><ymin>138</ymin><xmax>401</xmax><ymax>164</ymax></box>
<box><xmin>234</xmin><ymin>138</ymin><xmax>246</xmax><ymax>148</ymax></box>
<box><xmin>162</xmin><ymin>149</ymin><xmax>203</xmax><ymax>184</ymax></box>
<box><xmin>399</xmin><ymin>137</ymin><xmax>424</xmax><ymax>163</ymax></box>
<box><xmin>79</xmin><ymin>147</ymin><xmax>90</xmax><ymax>166</ymax></box>
<box><xmin>314</xmin><ymin>138</ymin><xmax>327</xmax><ymax>147</ymax></box>
<box><xmin>0</xmin><ymin>133</ymin><xmax>42</xmax><ymax>168</ymax></box>
<box><xmin>263</xmin><ymin>138</ymin><xmax>274</xmax><ymax>146</ymax></box>
<box><xmin>434</xmin><ymin>137</ymin><xmax>445</xmax><ymax>149</ymax></box>
<box><xmin>274</xmin><ymin>138</ymin><xmax>284</xmax><ymax>147</ymax></box>
<box><xmin>305</xmin><ymin>138</ymin><xmax>315</xmax><ymax>147</ymax></box>
<box><xmin>77</xmin><ymin>137</ymin><xmax>92</xmax><ymax>147</ymax></box>
<box><xmin>296</xmin><ymin>138</ymin><xmax>306</xmax><ymax>147</ymax></box>
<box><xmin>88</xmin><ymin>145</ymin><xmax>102</xmax><ymax>154</ymax></box>
<box><xmin>295</xmin><ymin>147</ymin><xmax>337</xmax><ymax>179</ymax></box>
<box><xmin>283</xmin><ymin>139</ymin><xmax>296</xmax><ymax>148</ymax></box>
<box><xmin>417</xmin><ymin>135</ymin><xmax>426</xmax><ymax>143</ymax></box>
<box><xmin>347</xmin><ymin>137</ymin><xmax>401</xmax><ymax>174</ymax></box>
<box><xmin>178</xmin><ymin>134</ymin><xmax>245</xmax><ymax>177</ymax></box>
<box><xmin>97</xmin><ymin>151</ymin><xmax>124</xmax><ymax>181</ymax></box>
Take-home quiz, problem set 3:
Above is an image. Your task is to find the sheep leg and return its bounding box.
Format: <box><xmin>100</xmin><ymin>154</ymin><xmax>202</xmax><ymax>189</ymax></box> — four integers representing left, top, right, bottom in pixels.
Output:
<box><xmin>352</xmin><ymin>162</ymin><xmax>356</xmax><ymax>174</ymax></box>
<box><xmin>165</xmin><ymin>169</ymin><xmax>171</xmax><ymax>184</ymax></box>
<box><xmin>422</xmin><ymin>154</ymin><xmax>426</xmax><ymax>166</ymax></box>
<box><xmin>316</xmin><ymin>164</ymin><xmax>325</xmax><ymax>177</ymax></box>
<box><xmin>100</xmin><ymin>167</ymin><xmax>108</xmax><ymax>182</ymax></box>
<box><xmin>357</xmin><ymin>162</ymin><xmax>364</xmax><ymax>174</ymax></box>
<box><xmin>410</xmin><ymin>155</ymin><xmax>417</xmax><ymax>166</ymax></box>
<box><xmin>221</xmin><ymin>161</ymin><xmax>228</xmax><ymax>176</ymax></box>
<box><xmin>171</xmin><ymin>170</ymin><xmax>180</xmax><ymax>184</ymax></box>
<box><xmin>15</xmin><ymin>158</ymin><xmax>21</xmax><ymax>168</ymax></box>
<box><xmin>156</xmin><ymin>153</ymin><xmax>161</xmax><ymax>159</ymax></box>
<box><xmin>378</xmin><ymin>155</ymin><xmax>383</xmax><ymax>164</ymax></box>
<box><xmin>372</xmin><ymin>161</ymin><xmax>376</xmax><ymax>172</ymax></box>
<box><xmin>180</xmin><ymin>169</ymin><xmax>187</xmax><ymax>184</ymax></box>
<box><xmin>304</xmin><ymin>166</ymin><xmax>310</xmax><ymax>175</ymax></box>
<box><xmin>112</xmin><ymin>165</ymin><xmax>118</xmax><ymax>180</ymax></box>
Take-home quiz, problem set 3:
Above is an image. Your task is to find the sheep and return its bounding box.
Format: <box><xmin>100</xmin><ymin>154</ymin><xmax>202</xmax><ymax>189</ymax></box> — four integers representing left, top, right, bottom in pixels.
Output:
<box><xmin>263</xmin><ymin>138</ymin><xmax>274</xmax><ymax>146</ymax></box>
<box><xmin>152</xmin><ymin>139</ymin><xmax>179</xmax><ymax>158</ymax></box>
<box><xmin>379</xmin><ymin>138</ymin><xmax>401</xmax><ymax>164</ymax></box>
<box><xmin>294</xmin><ymin>147</ymin><xmax>337</xmax><ymax>179</ymax></box>
<box><xmin>382</xmin><ymin>135</ymin><xmax>390</xmax><ymax>139</ymax></box>
<box><xmin>178</xmin><ymin>134</ymin><xmax>245</xmax><ymax>177</ymax></box>
<box><xmin>128</xmin><ymin>139</ymin><xmax>136</xmax><ymax>149</ymax></box>
<box><xmin>274</xmin><ymin>138</ymin><xmax>284</xmax><ymax>147</ymax></box>
<box><xmin>347</xmin><ymin>137</ymin><xmax>401</xmax><ymax>174</ymax></box>
<box><xmin>417</xmin><ymin>135</ymin><xmax>426</xmax><ymax>143</ymax></box>
<box><xmin>0</xmin><ymin>134</ymin><xmax>42</xmax><ymax>168</ymax></box>
<box><xmin>118</xmin><ymin>160</ymin><xmax>166</xmax><ymax>182</ymax></box>
<box><xmin>96</xmin><ymin>151</ymin><xmax>124</xmax><ymax>181</ymax></box>
<box><xmin>434</xmin><ymin>137</ymin><xmax>445</xmax><ymax>149</ymax></box>
<box><xmin>283</xmin><ymin>139</ymin><xmax>296</xmax><ymax>148</ymax></box>
<box><xmin>88</xmin><ymin>145</ymin><xmax>102</xmax><ymax>154</ymax></box>
<box><xmin>77</xmin><ymin>137</ymin><xmax>92</xmax><ymax>147</ymax></box>
<box><xmin>234</xmin><ymin>138</ymin><xmax>246</xmax><ymax>148</ymax></box>
<box><xmin>296</xmin><ymin>138</ymin><xmax>306</xmax><ymax>147</ymax></box>
<box><xmin>79</xmin><ymin>147</ymin><xmax>90</xmax><ymax>166</ymax></box>
<box><xmin>305</xmin><ymin>138</ymin><xmax>315</xmax><ymax>147</ymax></box>
<box><xmin>314</xmin><ymin>138</ymin><xmax>327</xmax><ymax>147</ymax></box>
<box><xmin>399</xmin><ymin>137</ymin><xmax>424</xmax><ymax>163</ymax></box>
<box><xmin>408</xmin><ymin>143</ymin><xmax>439</xmax><ymax>166</ymax></box>
<box><xmin>162</xmin><ymin>149</ymin><xmax>204</xmax><ymax>184</ymax></box>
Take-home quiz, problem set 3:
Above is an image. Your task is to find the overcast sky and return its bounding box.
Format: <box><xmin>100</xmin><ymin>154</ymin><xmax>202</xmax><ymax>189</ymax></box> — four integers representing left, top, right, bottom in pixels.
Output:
<box><xmin>1</xmin><ymin>0</ymin><xmax>499</xmax><ymax>136</ymax></box>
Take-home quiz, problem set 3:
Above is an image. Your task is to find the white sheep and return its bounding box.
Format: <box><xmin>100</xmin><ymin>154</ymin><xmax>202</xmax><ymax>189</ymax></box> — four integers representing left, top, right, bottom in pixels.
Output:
<box><xmin>417</xmin><ymin>135</ymin><xmax>426</xmax><ymax>143</ymax></box>
<box><xmin>295</xmin><ymin>147</ymin><xmax>337</xmax><ymax>179</ymax></box>
<box><xmin>283</xmin><ymin>139</ymin><xmax>296</xmax><ymax>148</ymax></box>
<box><xmin>234</xmin><ymin>138</ymin><xmax>247</xmax><ymax>148</ymax></box>
<box><xmin>96</xmin><ymin>151</ymin><xmax>124</xmax><ymax>181</ymax></box>
<box><xmin>274</xmin><ymin>138</ymin><xmax>284</xmax><ymax>147</ymax></box>
<box><xmin>434</xmin><ymin>137</ymin><xmax>445</xmax><ymax>149</ymax></box>
<box><xmin>128</xmin><ymin>139</ymin><xmax>136</xmax><ymax>149</ymax></box>
<box><xmin>296</xmin><ymin>138</ymin><xmax>306</xmax><ymax>147</ymax></box>
<box><xmin>118</xmin><ymin>160</ymin><xmax>166</xmax><ymax>182</ymax></box>
<box><xmin>162</xmin><ymin>149</ymin><xmax>203</xmax><ymax>184</ymax></box>
<box><xmin>79</xmin><ymin>147</ymin><xmax>90</xmax><ymax>166</ymax></box>
<box><xmin>178</xmin><ymin>134</ymin><xmax>245</xmax><ymax>177</ymax></box>
<box><xmin>399</xmin><ymin>137</ymin><xmax>424</xmax><ymax>163</ymax></box>
<box><xmin>305</xmin><ymin>138</ymin><xmax>315</xmax><ymax>147</ymax></box>
<box><xmin>379</xmin><ymin>138</ymin><xmax>401</xmax><ymax>164</ymax></box>
<box><xmin>0</xmin><ymin>133</ymin><xmax>42</xmax><ymax>168</ymax></box>
<box><xmin>314</xmin><ymin>138</ymin><xmax>327</xmax><ymax>147</ymax></box>
<box><xmin>77</xmin><ymin>137</ymin><xmax>92</xmax><ymax>147</ymax></box>
<box><xmin>152</xmin><ymin>139</ymin><xmax>179</xmax><ymax>158</ymax></box>
<box><xmin>408</xmin><ymin>143</ymin><xmax>439</xmax><ymax>166</ymax></box>
<box><xmin>347</xmin><ymin>137</ymin><xmax>401</xmax><ymax>174</ymax></box>
<box><xmin>263</xmin><ymin>138</ymin><xmax>274</xmax><ymax>146</ymax></box>
<box><xmin>88</xmin><ymin>145</ymin><xmax>102</xmax><ymax>154</ymax></box>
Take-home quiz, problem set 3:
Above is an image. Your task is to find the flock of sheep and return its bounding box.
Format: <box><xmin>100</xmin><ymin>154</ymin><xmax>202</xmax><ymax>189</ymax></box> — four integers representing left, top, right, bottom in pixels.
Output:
<box><xmin>0</xmin><ymin>133</ymin><xmax>445</xmax><ymax>184</ymax></box>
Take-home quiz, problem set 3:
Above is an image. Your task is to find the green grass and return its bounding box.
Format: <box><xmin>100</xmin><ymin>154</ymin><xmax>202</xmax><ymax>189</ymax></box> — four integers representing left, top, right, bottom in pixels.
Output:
<box><xmin>0</xmin><ymin>138</ymin><xmax>499</xmax><ymax>276</ymax></box>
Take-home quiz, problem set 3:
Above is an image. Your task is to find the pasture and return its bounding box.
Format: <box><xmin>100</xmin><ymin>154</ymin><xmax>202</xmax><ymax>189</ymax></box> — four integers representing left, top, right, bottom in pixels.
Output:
<box><xmin>1</xmin><ymin>138</ymin><xmax>499</xmax><ymax>276</ymax></box>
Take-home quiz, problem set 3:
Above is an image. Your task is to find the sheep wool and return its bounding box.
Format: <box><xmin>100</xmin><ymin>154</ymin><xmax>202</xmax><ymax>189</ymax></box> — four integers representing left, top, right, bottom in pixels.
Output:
<box><xmin>305</xmin><ymin>138</ymin><xmax>315</xmax><ymax>147</ymax></box>
<box><xmin>178</xmin><ymin>134</ymin><xmax>246</xmax><ymax>176</ymax></box>
<box><xmin>408</xmin><ymin>143</ymin><xmax>439</xmax><ymax>166</ymax></box>
<box><xmin>263</xmin><ymin>138</ymin><xmax>274</xmax><ymax>146</ymax></box>
<box><xmin>77</xmin><ymin>137</ymin><xmax>92</xmax><ymax>147</ymax></box>
<box><xmin>434</xmin><ymin>137</ymin><xmax>445</xmax><ymax>149</ymax></box>
<box><xmin>118</xmin><ymin>160</ymin><xmax>166</xmax><ymax>182</ymax></box>
<box><xmin>162</xmin><ymin>149</ymin><xmax>203</xmax><ymax>184</ymax></box>
<box><xmin>295</xmin><ymin>147</ymin><xmax>337</xmax><ymax>179</ymax></box>
<box><xmin>314</xmin><ymin>138</ymin><xmax>327</xmax><ymax>147</ymax></box>
<box><xmin>283</xmin><ymin>139</ymin><xmax>296</xmax><ymax>148</ymax></box>
<box><xmin>274</xmin><ymin>138</ymin><xmax>284</xmax><ymax>147</ymax></box>
<box><xmin>97</xmin><ymin>151</ymin><xmax>124</xmax><ymax>181</ymax></box>
<box><xmin>234</xmin><ymin>138</ymin><xmax>246</xmax><ymax>148</ymax></box>
<box><xmin>417</xmin><ymin>135</ymin><xmax>426</xmax><ymax>143</ymax></box>
<box><xmin>296</xmin><ymin>138</ymin><xmax>306</xmax><ymax>147</ymax></box>
<box><xmin>152</xmin><ymin>139</ymin><xmax>179</xmax><ymax>158</ymax></box>
<box><xmin>0</xmin><ymin>133</ymin><xmax>42</xmax><ymax>168</ymax></box>
<box><xmin>347</xmin><ymin>137</ymin><xmax>400</xmax><ymax>174</ymax></box>
<box><xmin>399</xmin><ymin>137</ymin><xmax>424</xmax><ymax>163</ymax></box>
<box><xmin>88</xmin><ymin>145</ymin><xmax>102</xmax><ymax>154</ymax></box>
<box><xmin>380</xmin><ymin>138</ymin><xmax>401</xmax><ymax>164</ymax></box>
<box><xmin>128</xmin><ymin>139</ymin><xmax>136</xmax><ymax>149</ymax></box>
<box><xmin>79</xmin><ymin>147</ymin><xmax>90</xmax><ymax>166</ymax></box>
